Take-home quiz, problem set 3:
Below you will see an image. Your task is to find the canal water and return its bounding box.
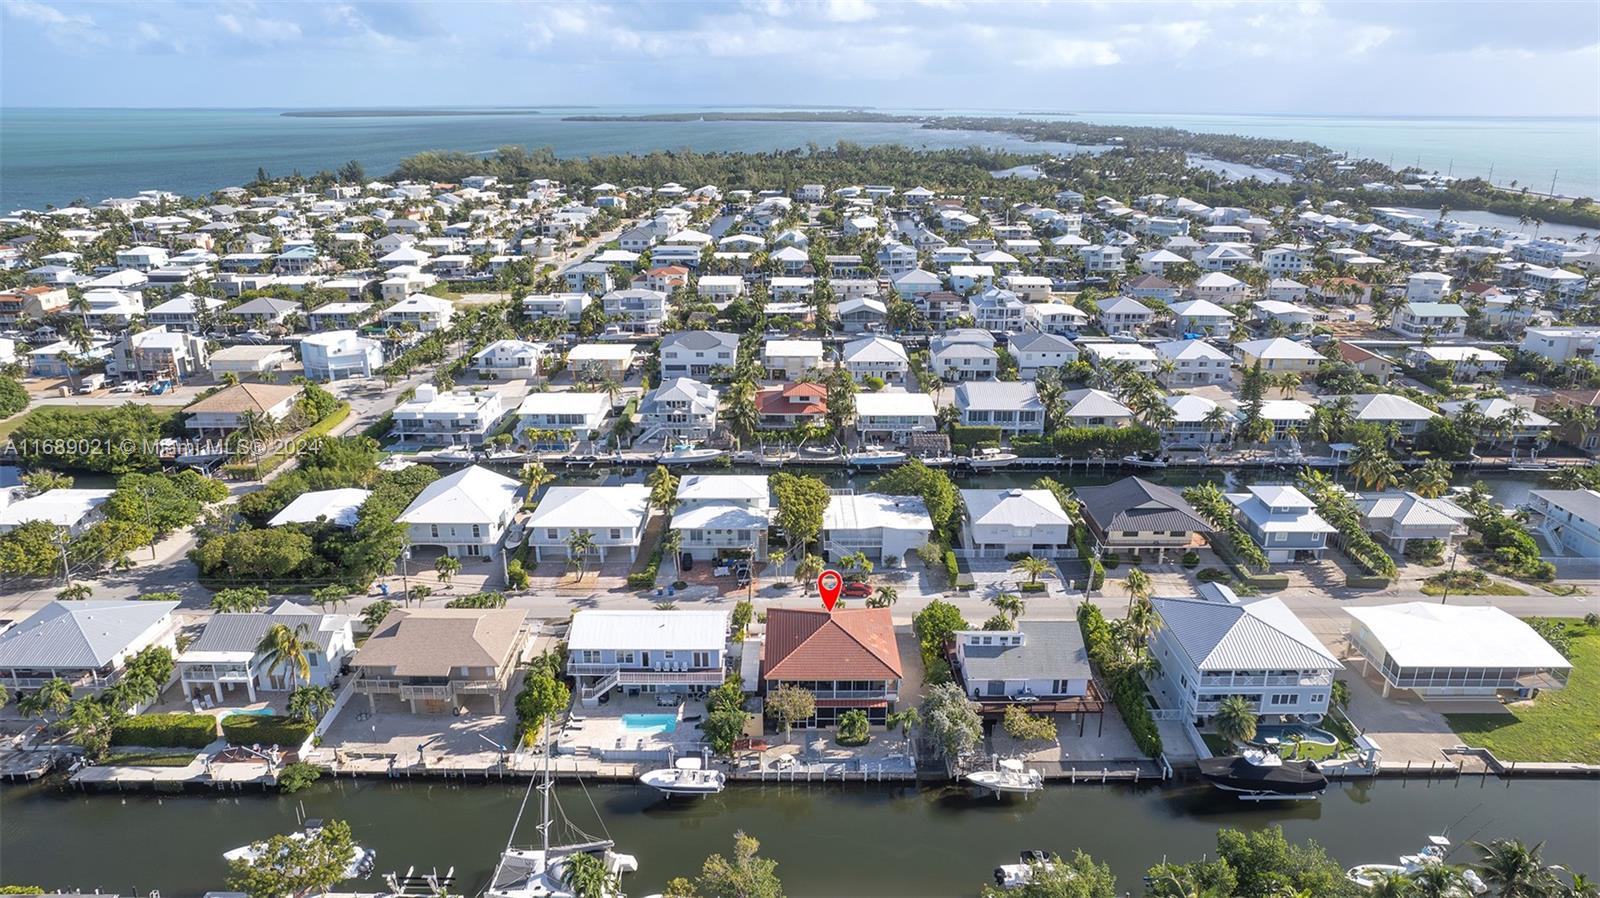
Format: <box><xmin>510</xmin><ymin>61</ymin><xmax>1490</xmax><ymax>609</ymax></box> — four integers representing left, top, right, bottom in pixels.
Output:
<box><xmin>3</xmin><ymin>778</ymin><xmax>1595</xmax><ymax>895</ymax></box>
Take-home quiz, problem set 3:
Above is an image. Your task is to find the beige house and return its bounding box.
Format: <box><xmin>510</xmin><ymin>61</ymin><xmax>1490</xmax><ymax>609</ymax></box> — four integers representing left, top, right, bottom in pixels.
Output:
<box><xmin>184</xmin><ymin>382</ymin><xmax>302</xmax><ymax>437</ymax></box>
<box><xmin>350</xmin><ymin>608</ymin><xmax>529</xmax><ymax>714</ymax></box>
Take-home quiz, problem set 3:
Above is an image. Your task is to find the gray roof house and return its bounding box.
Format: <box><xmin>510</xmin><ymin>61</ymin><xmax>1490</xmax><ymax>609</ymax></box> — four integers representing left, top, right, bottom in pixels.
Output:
<box><xmin>659</xmin><ymin>330</ymin><xmax>739</xmax><ymax>379</ymax></box>
<box><xmin>951</xmin><ymin>620</ymin><xmax>1102</xmax><ymax>726</ymax></box>
<box><xmin>176</xmin><ymin>600</ymin><xmax>355</xmax><ymax>704</ymax></box>
<box><xmin>0</xmin><ymin>600</ymin><xmax>180</xmax><ymax>693</ymax></box>
<box><xmin>1073</xmin><ymin>476</ymin><xmax>1213</xmax><ymax>562</ymax></box>
<box><xmin>953</xmin><ymin>381</ymin><xmax>1045</xmax><ymax>434</ymax></box>
<box><xmin>1147</xmin><ymin>584</ymin><xmax>1341</xmax><ymax>725</ymax></box>
<box><xmin>640</xmin><ymin>377</ymin><xmax>720</xmax><ymax>440</ymax></box>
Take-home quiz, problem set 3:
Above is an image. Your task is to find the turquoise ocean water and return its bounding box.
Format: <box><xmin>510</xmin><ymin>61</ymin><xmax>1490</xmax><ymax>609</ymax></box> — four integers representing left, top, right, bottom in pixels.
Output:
<box><xmin>1</xmin><ymin>107</ymin><xmax>1595</xmax><ymax>211</ymax></box>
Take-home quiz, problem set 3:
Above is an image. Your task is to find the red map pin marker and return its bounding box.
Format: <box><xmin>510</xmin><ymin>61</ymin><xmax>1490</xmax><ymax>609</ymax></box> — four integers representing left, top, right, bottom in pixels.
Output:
<box><xmin>817</xmin><ymin>569</ymin><xmax>843</xmax><ymax>611</ymax></box>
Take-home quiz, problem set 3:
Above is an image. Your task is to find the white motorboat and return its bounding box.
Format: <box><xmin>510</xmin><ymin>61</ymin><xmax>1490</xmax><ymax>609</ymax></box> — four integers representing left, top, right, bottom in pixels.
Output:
<box><xmin>430</xmin><ymin>448</ymin><xmax>478</xmax><ymax>464</ymax></box>
<box><xmin>1121</xmin><ymin>454</ymin><xmax>1168</xmax><ymax>469</ymax></box>
<box><xmin>485</xmin><ymin>722</ymin><xmax>639</xmax><ymax>898</ymax></box>
<box><xmin>967</xmin><ymin>758</ymin><xmax>1044</xmax><ymax>795</ymax></box>
<box><xmin>223</xmin><ymin>819</ymin><xmax>377</xmax><ymax>881</ymax></box>
<box><xmin>657</xmin><ymin>444</ymin><xmax>723</xmax><ymax>465</ymax></box>
<box><xmin>993</xmin><ymin>850</ymin><xmax>1055</xmax><ymax>890</ymax></box>
<box><xmin>846</xmin><ymin>449</ymin><xmax>908</xmax><ymax>466</ymax></box>
<box><xmin>639</xmin><ymin>756</ymin><xmax>726</xmax><ymax>797</ymax></box>
<box><xmin>969</xmin><ymin>448</ymin><xmax>1020</xmax><ymax>469</ymax></box>
<box><xmin>1347</xmin><ymin>836</ymin><xmax>1487</xmax><ymax>894</ymax></box>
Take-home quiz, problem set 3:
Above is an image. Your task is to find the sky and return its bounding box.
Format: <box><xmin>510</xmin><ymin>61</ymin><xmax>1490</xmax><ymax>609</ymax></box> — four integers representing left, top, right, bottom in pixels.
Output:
<box><xmin>2</xmin><ymin>0</ymin><xmax>1597</xmax><ymax>116</ymax></box>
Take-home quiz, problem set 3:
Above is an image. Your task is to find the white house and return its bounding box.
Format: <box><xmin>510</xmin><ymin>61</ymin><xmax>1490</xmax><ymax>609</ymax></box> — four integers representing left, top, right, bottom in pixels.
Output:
<box><xmin>1167</xmin><ymin>299</ymin><xmax>1235</xmax><ymax>339</ymax></box>
<box><xmin>515</xmin><ymin>391</ymin><xmax>611</xmax><ymax>444</ymax></box>
<box><xmin>0</xmin><ymin>601</ymin><xmax>180</xmax><ymax>695</ymax></box>
<box><xmin>1233</xmin><ymin>337</ymin><xmax>1325</xmax><ymax>375</ymax></box>
<box><xmin>184</xmin><ymin>383</ymin><xmax>301</xmax><ymax>437</ymax></box>
<box><xmin>954</xmin><ymin>381</ymin><xmax>1045</xmax><ymax>434</ymax></box>
<box><xmin>1059</xmin><ymin>388</ymin><xmax>1135</xmax><ymax>428</ymax></box>
<box><xmin>841</xmin><ymin>335</ymin><xmax>910</xmax><ymax>384</ymax></box>
<box><xmin>822</xmin><ymin>492</ymin><xmax>933</xmax><ymax>565</ymax></box>
<box><xmin>602</xmin><ymin>288</ymin><xmax>669</xmax><ymax>334</ymax></box>
<box><xmin>1007</xmin><ymin>332</ymin><xmax>1079</xmax><ymax>378</ymax></box>
<box><xmin>1347</xmin><ymin>603</ymin><xmax>1570</xmax><ymax>700</ymax></box>
<box><xmin>383</xmin><ymin>294</ymin><xmax>455</xmax><ymax>332</ymax></box>
<box><xmin>854</xmin><ymin>391</ymin><xmax>937</xmax><ymax>444</ymax></box>
<box><xmin>960</xmin><ymin>487</ymin><xmax>1072</xmax><ymax>557</ymax></box>
<box><xmin>1079</xmin><ymin>342</ymin><xmax>1158</xmax><ymax>375</ymax></box>
<box><xmin>1519</xmin><ymin>327</ymin><xmax>1600</xmax><ymax>364</ymax></box>
<box><xmin>526</xmin><ymin>484</ymin><xmax>652</xmax><ymax>562</ymax></box>
<box><xmin>1345</xmin><ymin>392</ymin><xmax>1439</xmax><ymax>437</ymax></box>
<box><xmin>969</xmin><ymin>288</ymin><xmax>1026</xmax><ymax>332</ymax></box>
<box><xmin>1352</xmin><ymin>491</ymin><xmax>1471</xmax><ymax>553</ymax></box>
<box><xmin>1155</xmin><ymin>339</ymin><xmax>1233</xmax><ymax>386</ymax></box>
<box><xmin>672</xmin><ymin>474</ymin><xmax>771</xmax><ymax>563</ymax></box>
<box><xmin>1389</xmin><ymin>302</ymin><xmax>1468</xmax><ymax>340</ymax></box>
<box><xmin>521</xmin><ymin>292</ymin><xmax>591</xmax><ymax>323</ymax></box>
<box><xmin>0</xmin><ymin>488</ymin><xmax>114</xmax><ymax>536</ymax></box>
<box><xmin>929</xmin><ymin>331</ymin><xmax>999</xmax><ymax>381</ymax></box>
<box><xmin>1526</xmin><ymin>488</ymin><xmax>1600</xmax><ymax>559</ymax></box>
<box><xmin>761</xmin><ymin>338</ymin><xmax>824</xmax><ymax>380</ymax></box>
<box><xmin>566</xmin><ymin>609</ymin><xmax>729</xmax><ymax>706</ymax></box>
<box><xmin>950</xmin><ymin>620</ymin><xmax>1095</xmax><ymax>708</ymax></box>
<box><xmin>1095</xmin><ymin>296</ymin><xmax>1154</xmax><ymax>335</ymax></box>
<box><xmin>177</xmin><ymin>602</ymin><xmax>355</xmax><ymax>704</ymax></box>
<box><xmin>473</xmin><ymin>339</ymin><xmax>550</xmax><ymax>379</ymax></box>
<box><xmin>659</xmin><ymin>330</ymin><xmax>739</xmax><ymax>379</ymax></box>
<box><xmin>391</xmin><ymin>385</ymin><xmax>506</xmax><ymax>446</ymax></box>
<box><xmin>640</xmin><ymin>377</ymin><xmax>720</xmax><ymax>440</ymax></box>
<box><xmin>1404</xmin><ymin>271</ymin><xmax>1452</xmax><ymax>301</ymax></box>
<box><xmin>1024</xmin><ymin>302</ymin><xmax>1090</xmax><ymax>335</ymax></box>
<box><xmin>1406</xmin><ymin>345</ymin><xmax>1507</xmax><ymax>378</ymax></box>
<box><xmin>1147</xmin><ymin>585</ymin><xmax>1340</xmax><ymax>726</ymax></box>
<box><xmin>300</xmin><ymin>330</ymin><xmax>383</xmax><ymax>381</ymax></box>
<box><xmin>1191</xmin><ymin>271</ymin><xmax>1247</xmax><ymax>305</ymax></box>
<box><xmin>267</xmin><ymin>488</ymin><xmax>372</xmax><ymax>529</ymax></box>
<box><xmin>397</xmin><ymin>465</ymin><xmax>521</xmax><ymax>559</ymax></box>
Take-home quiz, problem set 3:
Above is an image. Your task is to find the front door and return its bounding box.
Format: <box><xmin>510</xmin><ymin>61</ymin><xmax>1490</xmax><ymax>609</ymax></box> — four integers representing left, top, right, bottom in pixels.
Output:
<box><xmin>641</xmin><ymin>651</ymin><xmax>651</xmax><ymax>669</ymax></box>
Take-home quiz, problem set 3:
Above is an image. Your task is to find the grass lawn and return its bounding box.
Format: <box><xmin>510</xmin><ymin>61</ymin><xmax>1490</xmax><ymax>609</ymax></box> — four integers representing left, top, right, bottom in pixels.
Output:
<box><xmin>1445</xmin><ymin>622</ymin><xmax>1600</xmax><ymax>764</ymax></box>
<box><xmin>100</xmin><ymin>750</ymin><xmax>199</xmax><ymax>767</ymax></box>
<box><xmin>1419</xmin><ymin>578</ymin><xmax>1527</xmax><ymax>597</ymax></box>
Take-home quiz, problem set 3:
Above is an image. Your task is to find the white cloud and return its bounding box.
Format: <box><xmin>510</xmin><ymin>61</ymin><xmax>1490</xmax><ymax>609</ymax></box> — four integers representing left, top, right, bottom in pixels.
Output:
<box><xmin>216</xmin><ymin>10</ymin><xmax>303</xmax><ymax>45</ymax></box>
<box><xmin>822</xmin><ymin>0</ymin><xmax>876</xmax><ymax>22</ymax></box>
<box><xmin>3</xmin><ymin>0</ymin><xmax>106</xmax><ymax>46</ymax></box>
<box><xmin>1016</xmin><ymin>37</ymin><xmax>1122</xmax><ymax>69</ymax></box>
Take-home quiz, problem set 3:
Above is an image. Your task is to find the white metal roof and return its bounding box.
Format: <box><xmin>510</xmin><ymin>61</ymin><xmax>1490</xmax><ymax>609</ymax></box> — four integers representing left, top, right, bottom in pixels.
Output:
<box><xmin>676</xmin><ymin>474</ymin><xmax>770</xmax><ymax>505</ymax></box>
<box><xmin>267</xmin><ymin>488</ymin><xmax>372</xmax><ymax>528</ymax></box>
<box><xmin>961</xmin><ymin>488</ymin><xmax>1069</xmax><ymax>528</ymax></box>
<box><xmin>526</xmin><ymin>484</ymin><xmax>650</xmax><ymax>529</ymax></box>
<box><xmin>567</xmin><ymin>609</ymin><xmax>728</xmax><ymax>652</ymax></box>
<box><xmin>1150</xmin><ymin>595</ymin><xmax>1340</xmax><ymax>672</ymax></box>
<box><xmin>0</xmin><ymin>489</ymin><xmax>113</xmax><ymax>529</ymax></box>
<box><xmin>397</xmin><ymin>465</ymin><xmax>520</xmax><ymax>525</ymax></box>
<box><xmin>0</xmin><ymin>601</ymin><xmax>178</xmax><ymax>669</ymax></box>
<box><xmin>1347</xmin><ymin>604</ymin><xmax>1572</xmax><ymax>670</ymax></box>
<box><xmin>824</xmin><ymin>493</ymin><xmax>934</xmax><ymax>532</ymax></box>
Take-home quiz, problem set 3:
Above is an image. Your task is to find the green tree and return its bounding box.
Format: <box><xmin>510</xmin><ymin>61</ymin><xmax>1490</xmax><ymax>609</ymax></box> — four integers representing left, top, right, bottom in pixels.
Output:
<box><xmin>1002</xmin><ymin>704</ymin><xmax>1058</xmax><ymax>743</ymax></box>
<box><xmin>769</xmin><ymin>473</ymin><xmax>830</xmax><ymax>557</ymax></box>
<box><xmin>1408</xmin><ymin>458</ymin><xmax>1453</xmax><ymax>499</ymax></box>
<box><xmin>1472</xmin><ymin>839</ymin><xmax>1559</xmax><ymax>898</ymax></box>
<box><xmin>287</xmin><ymin>685</ymin><xmax>336</xmax><ymax>724</ymax></box>
<box><xmin>704</xmin><ymin>708</ymin><xmax>749</xmax><ymax>757</ymax></box>
<box><xmin>0</xmin><ymin>520</ymin><xmax>66</xmax><ymax>578</ymax></box>
<box><xmin>60</xmin><ymin>697</ymin><xmax>115</xmax><ymax>760</ymax></box>
<box><xmin>919</xmin><ymin>682</ymin><xmax>982</xmax><ymax>761</ymax></box>
<box><xmin>361</xmin><ymin>600</ymin><xmax>395</xmax><ymax>630</ymax></box>
<box><xmin>870</xmin><ymin>460</ymin><xmax>959</xmax><ymax>536</ymax></box>
<box><xmin>764</xmin><ymin>684</ymin><xmax>816</xmax><ymax>740</ymax></box>
<box><xmin>434</xmin><ymin>554</ymin><xmax>462</xmax><ymax>583</ymax></box>
<box><xmin>689</xmin><ymin>831</ymin><xmax>784</xmax><ymax>898</ymax></box>
<box><xmin>1213</xmin><ymin>694</ymin><xmax>1259</xmax><ymax>746</ymax></box>
<box><xmin>1011</xmin><ymin>555</ymin><xmax>1053</xmax><ymax>587</ymax></box>
<box><xmin>18</xmin><ymin>678</ymin><xmax>72</xmax><ymax>721</ymax></box>
<box><xmin>212</xmin><ymin>586</ymin><xmax>269</xmax><ymax>613</ymax></box>
<box><xmin>514</xmin><ymin>664</ymin><xmax>571</xmax><ymax>744</ymax></box>
<box><xmin>256</xmin><ymin>623</ymin><xmax>315</xmax><ymax>691</ymax></box>
<box><xmin>226</xmin><ymin>818</ymin><xmax>357</xmax><ymax>898</ymax></box>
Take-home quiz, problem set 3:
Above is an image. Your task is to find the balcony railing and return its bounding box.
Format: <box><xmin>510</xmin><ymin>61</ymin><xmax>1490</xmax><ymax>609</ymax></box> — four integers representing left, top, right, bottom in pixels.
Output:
<box><xmin>1197</xmin><ymin>673</ymin><xmax>1332</xmax><ymax>689</ymax></box>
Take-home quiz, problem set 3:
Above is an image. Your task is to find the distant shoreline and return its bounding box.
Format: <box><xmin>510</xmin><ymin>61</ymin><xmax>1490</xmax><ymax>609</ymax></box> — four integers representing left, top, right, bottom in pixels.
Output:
<box><xmin>282</xmin><ymin>109</ymin><xmax>545</xmax><ymax>118</ymax></box>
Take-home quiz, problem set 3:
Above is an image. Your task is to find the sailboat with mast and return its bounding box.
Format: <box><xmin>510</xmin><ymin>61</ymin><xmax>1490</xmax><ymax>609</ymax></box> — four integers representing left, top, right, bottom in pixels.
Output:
<box><xmin>483</xmin><ymin>722</ymin><xmax>639</xmax><ymax>898</ymax></box>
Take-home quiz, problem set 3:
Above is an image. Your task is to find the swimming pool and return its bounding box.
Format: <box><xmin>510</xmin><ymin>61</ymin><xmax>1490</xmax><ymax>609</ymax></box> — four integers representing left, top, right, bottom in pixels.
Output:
<box><xmin>1252</xmin><ymin>723</ymin><xmax>1337</xmax><ymax>746</ymax></box>
<box><xmin>221</xmin><ymin>708</ymin><xmax>276</xmax><ymax>719</ymax></box>
<box><xmin>621</xmin><ymin>713</ymin><xmax>678</xmax><ymax>735</ymax></box>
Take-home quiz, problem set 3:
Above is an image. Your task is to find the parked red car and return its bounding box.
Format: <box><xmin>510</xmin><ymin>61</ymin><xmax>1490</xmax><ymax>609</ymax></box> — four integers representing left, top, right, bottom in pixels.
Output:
<box><xmin>842</xmin><ymin>581</ymin><xmax>873</xmax><ymax>598</ymax></box>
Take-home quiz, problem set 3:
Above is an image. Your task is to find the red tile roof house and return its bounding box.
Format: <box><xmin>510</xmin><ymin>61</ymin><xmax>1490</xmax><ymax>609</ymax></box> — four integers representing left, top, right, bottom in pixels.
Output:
<box><xmin>760</xmin><ymin>607</ymin><xmax>903</xmax><ymax>726</ymax></box>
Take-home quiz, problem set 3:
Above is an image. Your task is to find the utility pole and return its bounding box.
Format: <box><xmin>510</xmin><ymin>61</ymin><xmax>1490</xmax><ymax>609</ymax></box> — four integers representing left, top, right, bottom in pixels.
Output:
<box><xmin>1438</xmin><ymin>543</ymin><xmax>1460</xmax><ymax>605</ymax></box>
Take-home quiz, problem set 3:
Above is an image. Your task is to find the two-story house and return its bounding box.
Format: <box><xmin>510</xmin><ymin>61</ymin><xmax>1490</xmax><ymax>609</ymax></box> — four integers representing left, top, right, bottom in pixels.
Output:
<box><xmin>1226</xmin><ymin>484</ymin><xmax>1338</xmax><ymax>563</ymax></box>
<box><xmin>959</xmin><ymin>487</ymin><xmax>1072</xmax><ymax>557</ymax></box>
<box><xmin>660</xmin><ymin>330</ymin><xmax>739</xmax><ymax>379</ymax></box>
<box><xmin>954</xmin><ymin>381</ymin><xmax>1045</xmax><ymax>434</ymax></box>
<box><xmin>1073</xmin><ymin>476</ymin><xmax>1213</xmax><ymax>563</ymax></box>
<box><xmin>391</xmin><ymin>385</ymin><xmax>506</xmax><ymax>446</ymax></box>
<box><xmin>1389</xmin><ymin>302</ymin><xmax>1468</xmax><ymax>340</ymax></box>
<box><xmin>397</xmin><ymin>465</ymin><xmax>521</xmax><ymax>559</ymax></box>
<box><xmin>177</xmin><ymin>601</ymin><xmax>355</xmax><ymax>704</ymax></box>
<box><xmin>567</xmin><ymin>610</ymin><xmax>730</xmax><ymax>707</ymax></box>
<box><xmin>672</xmin><ymin>474</ymin><xmax>770</xmax><ymax>563</ymax></box>
<box><xmin>525</xmin><ymin>483</ymin><xmax>652</xmax><ymax>563</ymax></box>
<box><xmin>1095</xmin><ymin>296</ymin><xmax>1155</xmax><ymax>335</ymax></box>
<box><xmin>756</xmin><ymin>382</ymin><xmax>828</xmax><ymax>431</ymax></box>
<box><xmin>640</xmin><ymin>377</ymin><xmax>720</xmax><ymax>440</ymax></box>
<box><xmin>951</xmin><ymin>621</ymin><xmax>1098</xmax><ymax>718</ymax></box>
<box><xmin>842</xmin><ymin>336</ymin><xmax>910</xmax><ymax>384</ymax></box>
<box><xmin>761</xmin><ymin>339</ymin><xmax>824</xmax><ymax>381</ymax></box>
<box><xmin>1147</xmin><ymin>584</ymin><xmax>1340</xmax><ymax>726</ymax></box>
<box><xmin>472</xmin><ymin>339</ymin><xmax>551</xmax><ymax>380</ymax></box>
<box><xmin>352</xmin><ymin>607</ymin><xmax>528</xmax><ymax>714</ymax></box>
<box><xmin>1007</xmin><ymin>332</ymin><xmax>1079</xmax><ymax>378</ymax></box>
<box><xmin>853</xmin><ymin>392</ymin><xmax>937</xmax><ymax>445</ymax></box>
<box><xmin>761</xmin><ymin>607</ymin><xmax>903</xmax><ymax>726</ymax></box>
<box><xmin>929</xmin><ymin>331</ymin><xmax>999</xmax><ymax>381</ymax></box>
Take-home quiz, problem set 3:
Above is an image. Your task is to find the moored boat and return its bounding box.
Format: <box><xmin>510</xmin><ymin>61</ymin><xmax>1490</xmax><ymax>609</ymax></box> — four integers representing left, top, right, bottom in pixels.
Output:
<box><xmin>639</xmin><ymin>756</ymin><xmax>726</xmax><ymax>797</ymax></box>
<box><xmin>657</xmin><ymin>443</ymin><xmax>723</xmax><ymax>465</ymax></box>
<box><xmin>993</xmin><ymin>850</ymin><xmax>1056</xmax><ymax>890</ymax></box>
<box><xmin>1198</xmin><ymin>749</ymin><xmax>1326</xmax><ymax>800</ymax></box>
<box><xmin>1347</xmin><ymin>835</ymin><xmax>1487</xmax><ymax>894</ymax></box>
<box><xmin>966</xmin><ymin>758</ymin><xmax>1044</xmax><ymax>796</ymax></box>
<box><xmin>969</xmin><ymin>448</ymin><xmax>1020</xmax><ymax>469</ymax></box>
<box><xmin>846</xmin><ymin>449</ymin><xmax>908</xmax><ymax>466</ymax></box>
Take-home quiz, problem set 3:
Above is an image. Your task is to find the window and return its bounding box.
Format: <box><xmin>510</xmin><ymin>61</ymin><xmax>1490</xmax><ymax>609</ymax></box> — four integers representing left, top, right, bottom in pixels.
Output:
<box><xmin>610</xmin><ymin>529</ymin><xmax>622</xmax><ymax>540</ymax></box>
<box><xmin>692</xmin><ymin>651</ymin><xmax>711</xmax><ymax>668</ymax></box>
<box><xmin>430</xmin><ymin>524</ymin><xmax>439</xmax><ymax>539</ymax></box>
<box><xmin>547</xmin><ymin>529</ymin><xmax>558</xmax><ymax>540</ymax></box>
<box><xmin>1270</xmin><ymin>693</ymin><xmax>1300</xmax><ymax>705</ymax></box>
<box><xmin>472</xmin><ymin>524</ymin><xmax>481</xmax><ymax>538</ymax></box>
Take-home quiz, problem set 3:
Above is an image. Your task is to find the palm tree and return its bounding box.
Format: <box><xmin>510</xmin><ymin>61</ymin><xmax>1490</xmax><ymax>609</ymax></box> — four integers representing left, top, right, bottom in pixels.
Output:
<box><xmin>434</xmin><ymin>554</ymin><xmax>461</xmax><ymax>584</ymax></box>
<box><xmin>19</xmin><ymin>678</ymin><xmax>73</xmax><ymax>721</ymax></box>
<box><xmin>1561</xmin><ymin>872</ymin><xmax>1599</xmax><ymax>898</ymax></box>
<box><xmin>256</xmin><ymin>623</ymin><xmax>315</xmax><ymax>692</ymax></box>
<box><xmin>1409</xmin><ymin>459</ymin><xmax>1453</xmax><ymax>499</ymax></box>
<box><xmin>1409</xmin><ymin>864</ymin><xmax>1470</xmax><ymax>898</ymax></box>
<box><xmin>287</xmin><ymin>685</ymin><xmax>336</xmax><ymax>723</ymax></box>
<box><xmin>1367</xmin><ymin>872</ymin><xmax>1416</xmax><ymax>898</ymax></box>
<box><xmin>1212</xmin><ymin>694</ymin><xmax>1258</xmax><ymax>747</ymax></box>
<box><xmin>519</xmin><ymin>461</ymin><xmax>555</xmax><ymax>502</ymax></box>
<box><xmin>991</xmin><ymin>591</ymin><xmax>1024</xmax><ymax>623</ymax></box>
<box><xmin>566</xmin><ymin>529</ymin><xmax>597</xmax><ymax>578</ymax></box>
<box><xmin>562</xmin><ymin>850</ymin><xmax>618</xmax><ymax>898</ymax></box>
<box><xmin>1122</xmin><ymin>567</ymin><xmax>1152</xmax><ymax>613</ymax></box>
<box><xmin>868</xmin><ymin>585</ymin><xmax>898</xmax><ymax>608</ymax></box>
<box><xmin>1348</xmin><ymin>437</ymin><xmax>1403</xmax><ymax>491</ymax></box>
<box><xmin>1010</xmin><ymin>555</ymin><xmax>1053</xmax><ymax>588</ymax></box>
<box><xmin>1473</xmin><ymin>839</ymin><xmax>1559</xmax><ymax>898</ymax></box>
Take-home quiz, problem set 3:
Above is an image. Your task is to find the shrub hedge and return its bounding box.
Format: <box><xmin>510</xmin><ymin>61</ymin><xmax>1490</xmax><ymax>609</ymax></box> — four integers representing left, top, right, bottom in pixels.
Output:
<box><xmin>221</xmin><ymin>715</ymin><xmax>316</xmax><ymax>747</ymax></box>
<box><xmin>950</xmin><ymin>425</ymin><xmax>1002</xmax><ymax>451</ymax></box>
<box><xmin>110</xmin><ymin>712</ymin><xmax>216</xmax><ymax>748</ymax></box>
<box><xmin>1077</xmin><ymin>603</ymin><xmax>1162</xmax><ymax>758</ymax></box>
